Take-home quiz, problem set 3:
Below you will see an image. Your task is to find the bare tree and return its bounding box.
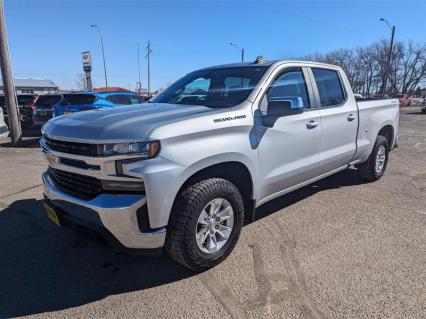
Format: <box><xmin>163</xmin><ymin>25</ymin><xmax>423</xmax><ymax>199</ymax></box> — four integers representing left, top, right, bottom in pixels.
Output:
<box><xmin>300</xmin><ymin>38</ymin><xmax>426</xmax><ymax>97</ymax></box>
<box><xmin>397</xmin><ymin>41</ymin><xmax>426</xmax><ymax>95</ymax></box>
<box><xmin>75</xmin><ymin>72</ymin><xmax>86</xmax><ymax>91</ymax></box>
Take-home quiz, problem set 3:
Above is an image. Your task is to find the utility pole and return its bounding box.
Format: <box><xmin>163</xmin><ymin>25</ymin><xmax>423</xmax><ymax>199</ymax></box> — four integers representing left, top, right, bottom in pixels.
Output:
<box><xmin>90</xmin><ymin>24</ymin><xmax>108</xmax><ymax>92</ymax></box>
<box><xmin>146</xmin><ymin>41</ymin><xmax>152</xmax><ymax>98</ymax></box>
<box><xmin>380</xmin><ymin>18</ymin><xmax>396</xmax><ymax>95</ymax></box>
<box><xmin>0</xmin><ymin>0</ymin><xmax>21</xmax><ymax>145</ymax></box>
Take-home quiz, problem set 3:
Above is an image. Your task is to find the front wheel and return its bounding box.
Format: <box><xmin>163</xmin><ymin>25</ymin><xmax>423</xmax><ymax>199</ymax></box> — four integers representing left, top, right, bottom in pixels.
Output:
<box><xmin>166</xmin><ymin>178</ymin><xmax>244</xmax><ymax>271</ymax></box>
<box><xmin>357</xmin><ymin>135</ymin><xmax>389</xmax><ymax>181</ymax></box>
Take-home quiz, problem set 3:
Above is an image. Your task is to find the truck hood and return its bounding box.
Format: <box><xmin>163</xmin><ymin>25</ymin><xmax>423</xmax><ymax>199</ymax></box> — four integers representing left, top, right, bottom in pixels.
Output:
<box><xmin>43</xmin><ymin>103</ymin><xmax>217</xmax><ymax>143</ymax></box>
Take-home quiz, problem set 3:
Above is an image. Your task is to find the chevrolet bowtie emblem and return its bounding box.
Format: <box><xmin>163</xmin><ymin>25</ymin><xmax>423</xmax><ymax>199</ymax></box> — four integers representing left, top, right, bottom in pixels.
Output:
<box><xmin>46</xmin><ymin>152</ymin><xmax>58</xmax><ymax>165</ymax></box>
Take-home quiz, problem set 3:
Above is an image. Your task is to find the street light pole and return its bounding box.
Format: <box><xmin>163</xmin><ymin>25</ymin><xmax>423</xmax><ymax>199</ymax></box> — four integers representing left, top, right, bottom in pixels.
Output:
<box><xmin>146</xmin><ymin>41</ymin><xmax>152</xmax><ymax>98</ymax></box>
<box><xmin>90</xmin><ymin>24</ymin><xmax>108</xmax><ymax>92</ymax></box>
<box><xmin>380</xmin><ymin>18</ymin><xmax>396</xmax><ymax>95</ymax></box>
<box><xmin>0</xmin><ymin>0</ymin><xmax>21</xmax><ymax>145</ymax></box>
<box><xmin>137</xmin><ymin>42</ymin><xmax>141</xmax><ymax>95</ymax></box>
<box><xmin>230</xmin><ymin>42</ymin><xmax>244</xmax><ymax>62</ymax></box>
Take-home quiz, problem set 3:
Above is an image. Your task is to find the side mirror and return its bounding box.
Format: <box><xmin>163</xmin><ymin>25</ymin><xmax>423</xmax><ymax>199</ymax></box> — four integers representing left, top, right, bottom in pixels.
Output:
<box><xmin>262</xmin><ymin>97</ymin><xmax>304</xmax><ymax>127</ymax></box>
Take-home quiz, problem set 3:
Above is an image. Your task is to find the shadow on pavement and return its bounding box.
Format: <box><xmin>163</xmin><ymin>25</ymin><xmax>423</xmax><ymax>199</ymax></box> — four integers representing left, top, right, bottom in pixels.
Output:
<box><xmin>0</xmin><ymin>199</ymin><xmax>192</xmax><ymax>318</ymax></box>
<box><xmin>0</xmin><ymin>168</ymin><xmax>366</xmax><ymax>317</ymax></box>
<box><xmin>0</xmin><ymin>126</ymin><xmax>42</xmax><ymax>148</ymax></box>
<box><xmin>254</xmin><ymin>168</ymin><xmax>368</xmax><ymax>221</ymax></box>
<box><xmin>404</xmin><ymin>111</ymin><xmax>425</xmax><ymax>115</ymax></box>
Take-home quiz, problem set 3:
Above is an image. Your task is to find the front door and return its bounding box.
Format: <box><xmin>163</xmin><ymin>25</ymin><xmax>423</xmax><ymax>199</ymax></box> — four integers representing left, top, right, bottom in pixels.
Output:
<box><xmin>256</xmin><ymin>67</ymin><xmax>322</xmax><ymax>203</ymax></box>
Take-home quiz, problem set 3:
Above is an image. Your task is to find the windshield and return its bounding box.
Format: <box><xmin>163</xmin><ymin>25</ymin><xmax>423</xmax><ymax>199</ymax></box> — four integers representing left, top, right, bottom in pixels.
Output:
<box><xmin>151</xmin><ymin>66</ymin><xmax>268</xmax><ymax>108</ymax></box>
<box><xmin>60</xmin><ymin>94</ymin><xmax>97</xmax><ymax>106</ymax></box>
<box><xmin>17</xmin><ymin>95</ymin><xmax>36</xmax><ymax>106</ymax></box>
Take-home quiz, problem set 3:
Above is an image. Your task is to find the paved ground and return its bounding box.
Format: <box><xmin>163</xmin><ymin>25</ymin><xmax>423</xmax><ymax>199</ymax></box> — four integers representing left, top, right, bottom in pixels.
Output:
<box><xmin>0</xmin><ymin>108</ymin><xmax>425</xmax><ymax>319</ymax></box>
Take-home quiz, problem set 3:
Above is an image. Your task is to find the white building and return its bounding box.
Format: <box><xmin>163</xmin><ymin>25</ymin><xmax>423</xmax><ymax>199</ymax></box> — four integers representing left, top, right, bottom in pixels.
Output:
<box><xmin>0</xmin><ymin>78</ymin><xmax>58</xmax><ymax>94</ymax></box>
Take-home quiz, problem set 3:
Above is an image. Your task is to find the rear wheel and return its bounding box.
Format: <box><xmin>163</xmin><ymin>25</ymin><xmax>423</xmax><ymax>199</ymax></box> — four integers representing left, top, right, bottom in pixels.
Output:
<box><xmin>357</xmin><ymin>135</ymin><xmax>389</xmax><ymax>181</ymax></box>
<box><xmin>166</xmin><ymin>178</ymin><xmax>244</xmax><ymax>271</ymax></box>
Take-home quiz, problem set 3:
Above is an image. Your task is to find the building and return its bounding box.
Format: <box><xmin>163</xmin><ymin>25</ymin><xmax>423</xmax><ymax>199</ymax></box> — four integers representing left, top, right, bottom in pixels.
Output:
<box><xmin>0</xmin><ymin>78</ymin><xmax>58</xmax><ymax>95</ymax></box>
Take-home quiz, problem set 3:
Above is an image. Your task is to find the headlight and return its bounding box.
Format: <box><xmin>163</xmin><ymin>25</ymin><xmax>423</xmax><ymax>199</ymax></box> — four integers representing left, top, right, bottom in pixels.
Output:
<box><xmin>99</xmin><ymin>141</ymin><xmax>160</xmax><ymax>158</ymax></box>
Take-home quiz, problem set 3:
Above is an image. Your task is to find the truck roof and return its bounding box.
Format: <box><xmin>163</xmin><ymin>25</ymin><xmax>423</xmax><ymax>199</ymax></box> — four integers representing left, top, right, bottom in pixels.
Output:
<box><xmin>200</xmin><ymin>59</ymin><xmax>342</xmax><ymax>71</ymax></box>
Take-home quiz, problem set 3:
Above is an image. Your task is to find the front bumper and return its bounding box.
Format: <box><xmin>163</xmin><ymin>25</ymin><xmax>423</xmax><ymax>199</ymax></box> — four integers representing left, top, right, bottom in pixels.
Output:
<box><xmin>42</xmin><ymin>170</ymin><xmax>166</xmax><ymax>251</ymax></box>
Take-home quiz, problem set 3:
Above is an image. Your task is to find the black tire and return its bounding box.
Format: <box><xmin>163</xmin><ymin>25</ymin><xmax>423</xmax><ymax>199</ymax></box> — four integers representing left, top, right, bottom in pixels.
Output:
<box><xmin>166</xmin><ymin>178</ymin><xmax>244</xmax><ymax>271</ymax></box>
<box><xmin>357</xmin><ymin>135</ymin><xmax>389</xmax><ymax>181</ymax></box>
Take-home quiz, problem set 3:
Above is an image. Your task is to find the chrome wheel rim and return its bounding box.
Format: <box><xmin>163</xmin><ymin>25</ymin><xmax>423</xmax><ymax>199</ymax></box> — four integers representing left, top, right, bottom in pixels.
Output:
<box><xmin>195</xmin><ymin>198</ymin><xmax>234</xmax><ymax>254</ymax></box>
<box><xmin>375</xmin><ymin>145</ymin><xmax>386</xmax><ymax>174</ymax></box>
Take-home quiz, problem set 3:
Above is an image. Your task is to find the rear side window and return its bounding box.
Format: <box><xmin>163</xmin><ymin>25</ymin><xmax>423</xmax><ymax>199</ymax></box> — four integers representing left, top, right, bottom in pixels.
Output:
<box><xmin>61</xmin><ymin>94</ymin><xmax>97</xmax><ymax>105</ymax></box>
<box><xmin>36</xmin><ymin>95</ymin><xmax>61</xmax><ymax>107</ymax></box>
<box><xmin>312</xmin><ymin>68</ymin><xmax>345</xmax><ymax>107</ymax></box>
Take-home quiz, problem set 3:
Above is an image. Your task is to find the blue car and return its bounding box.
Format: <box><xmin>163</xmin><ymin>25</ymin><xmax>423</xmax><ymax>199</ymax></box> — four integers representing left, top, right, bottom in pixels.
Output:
<box><xmin>55</xmin><ymin>92</ymin><xmax>144</xmax><ymax>116</ymax></box>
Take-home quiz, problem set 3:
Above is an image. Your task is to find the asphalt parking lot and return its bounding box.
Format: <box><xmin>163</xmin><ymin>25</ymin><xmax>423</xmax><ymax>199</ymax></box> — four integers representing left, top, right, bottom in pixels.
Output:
<box><xmin>0</xmin><ymin>107</ymin><xmax>424</xmax><ymax>319</ymax></box>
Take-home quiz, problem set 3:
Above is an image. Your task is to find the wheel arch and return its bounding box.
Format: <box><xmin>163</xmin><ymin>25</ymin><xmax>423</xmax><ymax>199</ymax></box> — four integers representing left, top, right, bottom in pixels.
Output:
<box><xmin>173</xmin><ymin>160</ymin><xmax>256</xmax><ymax>223</ymax></box>
<box><xmin>378</xmin><ymin>124</ymin><xmax>394</xmax><ymax>148</ymax></box>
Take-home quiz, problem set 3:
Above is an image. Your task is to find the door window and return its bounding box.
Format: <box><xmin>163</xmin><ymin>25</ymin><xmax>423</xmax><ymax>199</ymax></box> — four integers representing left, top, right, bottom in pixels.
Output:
<box><xmin>106</xmin><ymin>95</ymin><xmax>133</xmax><ymax>105</ymax></box>
<box><xmin>129</xmin><ymin>95</ymin><xmax>142</xmax><ymax>104</ymax></box>
<box><xmin>261</xmin><ymin>68</ymin><xmax>310</xmax><ymax>111</ymax></box>
<box><xmin>312</xmin><ymin>68</ymin><xmax>345</xmax><ymax>107</ymax></box>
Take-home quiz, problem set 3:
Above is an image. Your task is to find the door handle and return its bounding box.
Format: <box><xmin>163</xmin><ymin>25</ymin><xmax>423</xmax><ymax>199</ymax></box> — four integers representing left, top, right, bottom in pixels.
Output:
<box><xmin>347</xmin><ymin>114</ymin><xmax>356</xmax><ymax>121</ymax></box>
<box><xmin>306</xmin><ymin>120</ymin><xmax>319</xmax><ymax>129</ymax></box>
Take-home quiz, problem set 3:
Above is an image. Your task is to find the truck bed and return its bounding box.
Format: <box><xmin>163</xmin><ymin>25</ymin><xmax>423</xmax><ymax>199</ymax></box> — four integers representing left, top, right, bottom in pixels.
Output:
<box><xmin>354</xmin><ymin>98</ymin><xmax>400</xmax><ymax>163</ymax></box>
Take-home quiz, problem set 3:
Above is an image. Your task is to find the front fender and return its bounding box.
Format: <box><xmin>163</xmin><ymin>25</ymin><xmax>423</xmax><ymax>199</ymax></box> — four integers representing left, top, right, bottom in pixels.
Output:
<box><xmin>122</xmin><ymin>152</ymin><xmax>259</xmax><ymax>229</ymax></box>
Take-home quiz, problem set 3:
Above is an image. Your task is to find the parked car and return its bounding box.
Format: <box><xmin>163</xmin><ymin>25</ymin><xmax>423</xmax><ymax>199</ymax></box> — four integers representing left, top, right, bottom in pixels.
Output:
<box><xmin>55</xmin><ymin>92</ymin><xmax>143</xmax><ymax>116</ymax></box>
<box><xmin>0</xmin><ymin>106</ymin><xmax>8</xmax><ymax>139</ymax></box>
<box><xmin>0</xmin><ymin>94</ymin><xmax>38</xmax><ymax>127</ymax></box>
<box><xmin>33</xmin><ymin>94</ymin><xmax>64</xmax><ymax>127</ymax></box>
<box><xmin>392</xmin><ymin>94</ymin><xmax>411</xmax><ymax>106</ymax></box>
<box><xmin>41</xmin><ymin>59</ymin><xmax>399</xmax><ymax>271</ymax></box>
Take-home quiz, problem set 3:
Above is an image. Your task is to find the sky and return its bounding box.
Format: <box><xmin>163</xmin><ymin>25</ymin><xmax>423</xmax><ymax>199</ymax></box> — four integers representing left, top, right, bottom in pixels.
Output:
<box><xmin>4</xmin><ymin>0</ymin><xmax>426</xmax><ymax>91</ymax></box>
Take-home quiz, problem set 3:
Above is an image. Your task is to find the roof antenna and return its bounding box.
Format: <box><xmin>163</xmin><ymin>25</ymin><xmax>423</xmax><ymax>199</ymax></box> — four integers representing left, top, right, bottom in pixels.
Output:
<box><xmin>254</xmin><ymin>55</ymin><xmax>266</xmax><ymax>64</ymax></box>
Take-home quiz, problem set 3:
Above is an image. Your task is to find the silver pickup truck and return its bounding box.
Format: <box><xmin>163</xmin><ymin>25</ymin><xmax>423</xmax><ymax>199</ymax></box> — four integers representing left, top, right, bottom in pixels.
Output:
<box><xmin>41</xmin><ymin>59</ymin><xmax>399</xmax><ymax>270</ymax></box>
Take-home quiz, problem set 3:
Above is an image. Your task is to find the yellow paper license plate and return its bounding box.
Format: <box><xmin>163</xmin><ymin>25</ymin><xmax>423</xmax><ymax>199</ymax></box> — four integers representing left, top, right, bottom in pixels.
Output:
<box><xmin>43</xmin><ymin>203</ymin><xmax>61</xmax><ymax>227</ymax></box>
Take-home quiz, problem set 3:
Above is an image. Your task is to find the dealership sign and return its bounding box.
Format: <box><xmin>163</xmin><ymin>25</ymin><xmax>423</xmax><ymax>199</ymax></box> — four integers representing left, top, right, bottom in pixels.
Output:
<box><xmin>82</xmin><ymin>51</ymin><xmax>92</xmax><ymax>72</ymax></box>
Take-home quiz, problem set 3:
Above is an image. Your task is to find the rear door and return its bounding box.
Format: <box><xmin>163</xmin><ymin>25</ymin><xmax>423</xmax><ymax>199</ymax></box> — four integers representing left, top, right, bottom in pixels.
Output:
<box><xmin>309</xmin><ymin>67</ymin><xmax>358</xmax><ymax>174</ymax></box>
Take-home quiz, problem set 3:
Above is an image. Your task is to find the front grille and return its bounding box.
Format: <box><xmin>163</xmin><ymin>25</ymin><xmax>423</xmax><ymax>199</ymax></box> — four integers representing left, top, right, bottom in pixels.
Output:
<box><xmin>48</xmin><ymin>167</ymin><xmax>102</xmax><ymax>200</ymax></box>
<box><xmin>43</xmin><ymin>136</ymin><xmax>99</xmax><ymax>156</ymax></box>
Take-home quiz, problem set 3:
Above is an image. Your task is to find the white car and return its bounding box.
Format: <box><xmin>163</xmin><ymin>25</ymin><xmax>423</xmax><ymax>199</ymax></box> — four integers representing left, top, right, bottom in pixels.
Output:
<box><xmin>0</xmin><ymin>107</ymin><xmax>9</xmax><ymax>139</ymax></box>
